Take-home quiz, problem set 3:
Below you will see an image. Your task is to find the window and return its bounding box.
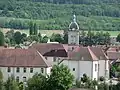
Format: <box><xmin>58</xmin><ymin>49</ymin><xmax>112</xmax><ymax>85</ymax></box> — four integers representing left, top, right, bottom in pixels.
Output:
<box><xmin>41</xmin><ymin>68</ymin><xmax>44</xmax><ymax>73</ymax></box>
<box><xmin>23</xmin><ymin>67</ymin><xmax>26</xmax><ymax>73</ymax></box>
<box><xmin>23</xmin><ymin>77</ymin><xmax>26</xmax><ymax>82</ymax></box>
<box><xmin>98</xmin><ymin>64</ymin><xmax>100</xmax><ymax>70</ymax></box>
<box><xmin>16</xmin><ymin>67</ymin><xmax>20</xmax><ymax>73</ymax></box>
<box><xmin>30</xmin><ymin>68</ymin><xmax>33</xmax><ymax>73</ymax></box>
<box><xmin>95</xmin><ymin>64</ymin><xmax>97</xmax><ymax>71</ymax></box>
<box><xmin>53</xmin><ymin>57</ymin><xmax>56</xmax><ymax>62</ymax></box>
<box><xmin>16</xmin><ymin>76</ymin><xmax>19</xmax><ymax>82</ymax></box>
<box><xmin>7</xmin><ymin>67</ymin><xmax>11</xmax><ymax>72</ymax></box>
<box><xmin>73</xmin><ymin>68</ymin><xmax>75</xmax><ymax>71</ymax></box>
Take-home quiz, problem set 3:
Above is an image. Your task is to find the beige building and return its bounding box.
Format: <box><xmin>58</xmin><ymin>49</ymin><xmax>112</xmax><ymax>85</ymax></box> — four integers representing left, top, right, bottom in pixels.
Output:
<box><xmin>0</xmin><ymin>49</ymin><xmax>52</xmax><ymax>82</ymax></box>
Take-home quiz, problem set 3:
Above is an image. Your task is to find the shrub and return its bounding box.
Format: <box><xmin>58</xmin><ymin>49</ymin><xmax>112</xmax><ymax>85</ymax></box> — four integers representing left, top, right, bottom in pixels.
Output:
<box><xmin>99</xmin><ymin>76</ymin><xmax>105</xmax><ymax>81</ymax></box>
<box><xmin>75</xmin><ymin>79</ymin><xmax>81</xmax><ymax>88</ymax></box>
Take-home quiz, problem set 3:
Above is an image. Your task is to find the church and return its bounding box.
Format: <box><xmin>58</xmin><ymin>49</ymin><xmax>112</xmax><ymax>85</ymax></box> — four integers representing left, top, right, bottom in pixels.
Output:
<box><xmin>30</xmin><ymin>15</ymin><xmax>110</xmax><ymax>80</ymax></box>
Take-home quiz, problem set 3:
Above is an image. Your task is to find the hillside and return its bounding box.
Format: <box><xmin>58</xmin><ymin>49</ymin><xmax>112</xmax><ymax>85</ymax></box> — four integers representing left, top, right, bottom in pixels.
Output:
<box><xmin>0</xmin><ymin>0</ymin><xmax>120</xmax><ymax>31</ymax></box>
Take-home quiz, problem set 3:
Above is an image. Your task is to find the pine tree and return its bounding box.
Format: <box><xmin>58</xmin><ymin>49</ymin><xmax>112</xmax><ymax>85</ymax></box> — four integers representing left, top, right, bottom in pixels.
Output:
<box><xmin>34</xmin><ymin>23</ymin><xmax>38</xmax><ymax>35</ymax></box>
<box><xmin>29</xmin><ymin>21</ymin><xmax>34</xmax><ymax>35</ymax></box>
<box><xmin>0</xmin><ymin>31</ymin><xmax>4</xmax><ymax>46</ymax></box>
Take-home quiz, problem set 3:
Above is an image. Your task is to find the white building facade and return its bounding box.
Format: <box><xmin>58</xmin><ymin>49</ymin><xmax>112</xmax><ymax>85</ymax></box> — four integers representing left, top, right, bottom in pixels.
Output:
<box><xmin>0</xmin><ymin>49</ymin><xmax>52</xmax><ymax>82</ymax></box>
<box><xmin>0</xmin><ymin>67</ymin><xmax>51</xmax><ymax>82</ymax></box>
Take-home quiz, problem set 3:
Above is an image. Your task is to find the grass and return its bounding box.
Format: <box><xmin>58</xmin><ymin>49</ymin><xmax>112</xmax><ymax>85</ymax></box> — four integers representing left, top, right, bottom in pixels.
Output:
<box><xmin>1</xmin><ymin>28</ymin><xmax>120</xmax><ymax>37</ymax></box>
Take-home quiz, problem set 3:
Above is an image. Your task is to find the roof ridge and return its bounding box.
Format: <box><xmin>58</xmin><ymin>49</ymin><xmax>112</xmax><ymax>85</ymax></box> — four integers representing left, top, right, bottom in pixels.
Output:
<box><xmin>101</xmin><ymin>48</ymin><xmax>108</xmax><ymax>60</ymax></box>
<box><xmin>88</xmin><ymin>47</ymin><xmax>98</xmax><ymax>60</ymax></box>
<box><xmin>37</xmin><ymin>51</ymin><xmax>51</xmax><ymax>67</ymax></box>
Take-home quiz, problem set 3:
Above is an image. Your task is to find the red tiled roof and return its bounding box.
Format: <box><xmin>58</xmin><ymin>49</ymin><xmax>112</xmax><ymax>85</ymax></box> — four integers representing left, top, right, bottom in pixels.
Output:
<box><xmin>107</xmin><ymin>51</ymin><xmax>120</xmax><ymax>60</ymax></box>
<box><xmin>29</xmin><ymin>43</ymin><xmax>68</xmax><ymax>57</ymax></box>
<box><xmin>68</xmin><ymin>46</ymin><xmax>107</xmax><ymax>61</ymax></box>
<box><xmin>0</xmin><ymin>49</ymin><xmax>51</xmax><ymax>67</ymax></box>
<box><xmin>89</xmin><ymin>47</ymin><xmax>108</xmax><ymax>60</ymax></box>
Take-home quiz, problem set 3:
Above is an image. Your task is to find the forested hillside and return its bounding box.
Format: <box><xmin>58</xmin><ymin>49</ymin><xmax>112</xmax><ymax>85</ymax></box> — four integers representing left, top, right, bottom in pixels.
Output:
<box><xmin>13</xmin><ymin>0</ymin><xmax>120</xmax><ymax>4</ymax></box>
<box><xmin>0</xmin><ymin>0</ymin><xmax>120</xmax><ymax>30</ymax></box>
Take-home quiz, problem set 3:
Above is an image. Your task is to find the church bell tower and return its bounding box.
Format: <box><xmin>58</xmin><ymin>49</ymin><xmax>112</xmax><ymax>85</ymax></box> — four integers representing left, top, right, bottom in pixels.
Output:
<box><xmin>68</xmin><ymin>14</ymin><xmax>79</xmax><ymax>45</ymax></box>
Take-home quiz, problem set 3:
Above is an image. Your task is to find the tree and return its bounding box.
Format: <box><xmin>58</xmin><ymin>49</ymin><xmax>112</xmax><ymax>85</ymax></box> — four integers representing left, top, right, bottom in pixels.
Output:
<box><xmin>0</xmin><ymin>70</ymin><xmax>4</xmax><ymax>90</ymax></box>
<box><xmin>50</xmin><ymin>33</ymin><xmax>64</xmax><ymax>43</ymax></box>
<box><xmin>0</xmin><ymin>70</ymin><xmax>3</xmax><ymax>80</ymax></box>
<box><xmin>63</xmin><ymin>33</ymin><xmax>68</xmax><ymax>44</ymax></box>
<box><xmin>27</xmin><ymin>35</ymin><xmax>39</xmax><ymax>42</ymax></box>
<box><xmin>38</xmin><ymin>33</ymin><xmax>42</xmax><ymax>42</ymax></box>
<box><xmin>29</xmin><ymin>21</ymin><xmax>34</xmax><ymax>35</ymax></box>
<box><xmin>86</xmin><ymin>30</ymin><xmax>95</xmax><ymax>46</ymax></box>
<box><xmin>81</xmin><ymin>74</ymin><xmax>89</xmax><ymax>83</ymax></box>
<box><xmin>0</xmin><ymin>31</ymin><xmax>4</xmax><ymax>46</ymax></box>
<box><xmin>27</xmin><ymin>73</ymin><xmax>47</xmax><ymax>90</ymax></box>
<box><xmin>48</xmin><ymin>64</ymin><xmax>74</xmax><ymax>90</ymax></box>
<box><xmin>5</xmin><ymin>30</ymin><xmax>15</xmax><ymax>45</ymax></box>
<box><xmin>79</xmin><ymin>30</ymin><xmax>86</xmax><ymax>45</ymax></box>
<box><xmin>13</xmin><ymin>31</ymin><xmax>22</xmax><ymax>44</ymax></box>
<box><xmin>98</xmin><ymin>82</ymin><xmax>109</xmax><ymax>90</ymax></box>
<box><xmin>4</xmin><ymin>76</ymin><xmax>19</xmax><ymax>90</ymax></box>
<box><xmin>116</xmin><ymin>33</ymin><xmax>120</xmax><ymax>42</ymax></box>
<box><xmin>21</xmin><ymin>33</ymin><xmax>27</xmax><ymax>44</ymax></box>
<box><xmin>41</xmin><ymin>36</ymin><xmax>48</xmax><ymax>43</ymax></box>
<box><xmin>95</xmin><ymin>31</ymin><xmax>104</xmax><ymax>45</ymax></box>
<box><xmin>103</xmin><ymin>32</ymin><xmax>110</xmax><ymax>45</ymax></box>
<box><xmin>34</xmin><ymin>23</ymin><xmax>38</xmax><ymax>35</ymax></box>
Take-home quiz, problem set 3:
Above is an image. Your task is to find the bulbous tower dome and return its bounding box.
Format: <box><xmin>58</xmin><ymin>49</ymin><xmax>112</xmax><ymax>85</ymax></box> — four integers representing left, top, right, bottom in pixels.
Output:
<box><xmin>69</xmin><ymin>14</ymin><xmax>79</xmax><ymax>31</ymax></box>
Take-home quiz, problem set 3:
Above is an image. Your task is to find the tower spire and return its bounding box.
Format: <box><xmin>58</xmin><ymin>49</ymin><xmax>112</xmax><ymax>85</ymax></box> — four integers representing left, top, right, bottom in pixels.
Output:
<box><xmin>73</xmin><ymin>14</ymin><xmax>76</xmax><ymax>22</ymax></box>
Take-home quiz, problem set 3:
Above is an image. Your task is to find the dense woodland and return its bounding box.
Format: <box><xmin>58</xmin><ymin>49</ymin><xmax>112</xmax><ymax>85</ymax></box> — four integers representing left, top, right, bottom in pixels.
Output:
<box><xmin>0</xmin><ymin>0</ymin><xmax>120</xmax><ymax>30</ymax></box>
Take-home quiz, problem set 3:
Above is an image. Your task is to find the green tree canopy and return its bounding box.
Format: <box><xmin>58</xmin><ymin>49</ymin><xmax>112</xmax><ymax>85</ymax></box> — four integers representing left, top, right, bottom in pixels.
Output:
<box><xmin>50</xmin><ymin>33</ymin><xmax>64</xmax><ymax>43</ymax></box>
<box><xmin>29</xmin><ymin>21</ymin><xmax>34</xmax><ymax>35</ymax></box>
<box><xmin>41</xmin><ymin>36</ymin><xmax>48</xmax><ymax>43</ymax></box>
<box><xmin>13</xmin><ymin>31</ymin><xmax>22</xmax><ymax>45</ymax></box>
<box><xmin>27</xmin><ymin>73</ymin><xmax>47</xmax><ymax>90</ymax></box>
<box><xmin>4</xmin><ymin>76</ymin><xmax>19</xmax><ymax>90</ymax></box>
<box><xmin>48</xmin><ymin>64</ymin><xmax>74</xmax><ymax>90</ymax></box>
<box><xmin>34</xmin><ymin>23</ymin><xmax>38</xmax><ymax>35</ymax></box>
<box><xmin>0</xmin><ymin>31</ymin><xmax>4</xmax><ymax>46</ymax></box>
<box><xmin>116</xmin><ymin>33</ymin><xmax>120</xmax><ymax>42</ymax></box>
